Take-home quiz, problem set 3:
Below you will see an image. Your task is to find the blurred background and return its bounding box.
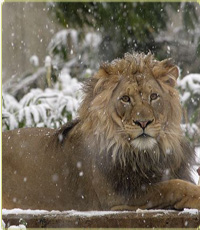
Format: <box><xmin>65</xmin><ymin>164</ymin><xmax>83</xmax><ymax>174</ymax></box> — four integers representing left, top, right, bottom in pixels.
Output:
<box><xmin>2</xmin><ymin>2</ymin><xmax>200</xmax><ymax>149</ymax></box>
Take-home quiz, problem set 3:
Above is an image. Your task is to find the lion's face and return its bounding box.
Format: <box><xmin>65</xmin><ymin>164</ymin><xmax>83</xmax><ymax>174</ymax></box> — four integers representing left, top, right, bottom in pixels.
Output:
<box><xmin>79</xmin><ymin>53</ymin><xmax>182</xmax><ymax>164</ymax></box>
<box><xmin>110</xmin><ymin>75</ymin><xmax>165</xmax><ymax>151</ymax></box>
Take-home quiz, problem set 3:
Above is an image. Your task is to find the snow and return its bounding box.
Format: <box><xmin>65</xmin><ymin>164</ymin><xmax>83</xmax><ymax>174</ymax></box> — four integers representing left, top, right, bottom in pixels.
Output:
<box><xmin>84</xmin><ymin>32</ymin><xmax>102</xmax><ymax>48</ymax></box>
<box><xmin>48</xmin><ymin>29</ymin><xmax>78</xmax><ymax>55</ymax></box>
<box><xmin>178</xmin><ymin>208</ymin><xmax>199</xmax><ymax>215</ymax></box>
<box><xmin>2</xmin><ymin>65</ymin><xmax>81</xmax><ymax>130</ymax></box>
<box><xmin>196</xmin><ymin>147</ymin><xmax>200</xmax><ymax>161</ymax></box>
<box><xmin>2</xmin><ymin>209</ymin><xmax>128</xmax><ymax>217</ymax></box>
<box><xmin>181</xmin><ymin>124</ymin><xmax>199</xmax><ymax>137</ymax></box>
<box><xmin>177</xmin><ymin>73</ymin><xmax>200</xmax><ymax>105</ymax></box>
<box><xmin>136</xmin><ymin>209</ymin><xmax>174</xmax><ymax>214</ymax></box>
<box><xmin>178</xmin><ymin>74</ymin><xmax>200</xmax><ymax>94</ymax></box>
<box><xmin>2</xmin><ymin>94</ymin><xmax>21</xmax><ymax>112</ymax></box>
<box><xmin>67</xmin><ymin>210</ymin><xmax>128</xmax><ymax>217</ymax></box>
<box><xmin>45</xmin><ymin>56</ymin><xmax>51</xmax><ymax>67</ymax></box>
<box><xmin>2</xmin><ymin>209</ymin><xmax>53</xmax><ymax>215</ymax></box>
<box><xmin>70</xmin><ymin>30</ymin><xmax>78</xmax><ymax>47</ymax></box>
<box><xmin>192</xmin><ymin>147</ymin><xmax>200</xmax><ymax>185</ymax></box>
<box><xmin>180</xmin><ymin>91</ymin><xmax>190</xmax><ymax>103</ymax></box>
<box><xmin>29</xmin><ymin>55</ymin><xmax>39</xmax><ymax>67</ymax></box>
<box><xmin>55</xmin><ymin>68</ymin><xmax>81</xmax><ymax>96</ymax></box>
<box><xmin>48</xmin><ymin>29</ymin><xmax>68</xmax><ymax>52</ymax></box>
<box><xmin>8</xmin><ymin>225</ymin><xmax>26</xmax><ymax>230</ymax></box>
<box><xmin>2</xmin><ymin>208</ymin><xmax>199</xmax><ymax>217</ymax></box>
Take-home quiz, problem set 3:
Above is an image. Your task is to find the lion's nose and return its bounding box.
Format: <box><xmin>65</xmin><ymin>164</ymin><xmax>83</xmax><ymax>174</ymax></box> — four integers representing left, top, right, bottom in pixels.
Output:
<box><xmin>133</xmin><ymin>120</ymin><xmax>153</xmax><ymax>129</ymax></box>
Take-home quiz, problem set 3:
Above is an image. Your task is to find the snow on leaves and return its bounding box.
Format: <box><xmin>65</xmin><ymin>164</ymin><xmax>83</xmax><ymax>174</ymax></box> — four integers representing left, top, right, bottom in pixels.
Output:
<box><xmin>177</xmin><ymin>73</ymin><xmax>200</xmax><ymax>145</ymax></box>
<box><xmin>2</xmin><ymin>71</ymin><xmax>81</xmax><ymax>130</ymax></box>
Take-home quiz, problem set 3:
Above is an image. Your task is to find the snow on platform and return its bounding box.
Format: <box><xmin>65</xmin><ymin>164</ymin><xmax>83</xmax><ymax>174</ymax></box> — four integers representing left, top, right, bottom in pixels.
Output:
<box><xmin>2</xmin><ymin>208</ymin><xmax>200</xmax><ymax>228</ymax></box>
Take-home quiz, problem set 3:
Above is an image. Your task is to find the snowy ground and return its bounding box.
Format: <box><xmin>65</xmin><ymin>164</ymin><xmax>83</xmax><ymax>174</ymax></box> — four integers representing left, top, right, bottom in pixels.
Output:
<box><xmin>2</xmin><ymin>208</ymin><xmax>199</xmax><ymax>216</ymax></box>
<box><xmin>2</xmin><ymin>208</ymin><xmax>199</xmax><ymax>229</ymax></box>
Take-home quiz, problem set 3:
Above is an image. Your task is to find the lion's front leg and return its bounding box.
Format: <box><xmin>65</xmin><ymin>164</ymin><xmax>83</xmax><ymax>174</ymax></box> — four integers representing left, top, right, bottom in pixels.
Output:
<box><xmin>149</xmin><ymin>179</ymin><xmax>200</xmax><ymax>210</ymax></box>
<box><xmin>112</xmin><ymin>179</ymin><xmax>200</xmax><ymax>211</ymax></box>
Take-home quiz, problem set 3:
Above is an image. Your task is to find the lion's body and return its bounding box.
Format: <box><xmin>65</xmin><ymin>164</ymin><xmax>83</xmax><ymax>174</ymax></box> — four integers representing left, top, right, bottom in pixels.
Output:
<box><xmin>3</xmin><ymin>53</ymin><xmax>200</xmax><ymax>211</ymax></box>
<box><xmin>3</xmin><ymin>122</ymin><xmax>102</xmax><ymax>210</ymax></box>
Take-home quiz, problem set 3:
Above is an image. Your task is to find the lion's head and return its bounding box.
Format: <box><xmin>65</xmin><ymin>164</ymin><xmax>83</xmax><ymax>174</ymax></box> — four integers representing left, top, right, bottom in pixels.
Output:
<box><xmin>78</xmin><ymin>53</ymin><xmax>191</xmax><ymax>188</ymax></box>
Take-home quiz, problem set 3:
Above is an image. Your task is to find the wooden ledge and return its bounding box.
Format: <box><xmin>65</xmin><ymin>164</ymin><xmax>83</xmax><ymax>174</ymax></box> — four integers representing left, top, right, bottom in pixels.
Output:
<box><xmin>2</xmin><ymin>209</ymin><xmax>200</xmax><ymax>228</ymax></box>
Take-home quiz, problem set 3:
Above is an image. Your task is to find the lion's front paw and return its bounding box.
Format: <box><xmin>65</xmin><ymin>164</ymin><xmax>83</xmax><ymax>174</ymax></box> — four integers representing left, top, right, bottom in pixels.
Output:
<box><xmin>170</xmin><ymin>181</ymin><xmax>200</xmax><ymax>210</ymax></box>
<box><xmin>174</xmin><ymin>194</ymin><xmax>200</xmax><ymax>210</ymax></box>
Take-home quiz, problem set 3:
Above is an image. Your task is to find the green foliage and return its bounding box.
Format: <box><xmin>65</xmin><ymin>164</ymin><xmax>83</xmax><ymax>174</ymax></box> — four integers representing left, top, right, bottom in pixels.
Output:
<box><xmin>196</xmin><ymin>37</ymin><xmax>200</xmax><ymax>57</ymax></box>
<box><xmin>49</xmin><ymin>2</ymin><xmax>200</xmax><ymax>68</ymax></box>
<box><xmin>182</xmin><ymin>3</ymin><xmax>199</xmax><ymax>30</ymax></box>
<box><xmin>49</xmin><ymin>3</ymin><xmax>173</xmax><ymax>58</ymax></box>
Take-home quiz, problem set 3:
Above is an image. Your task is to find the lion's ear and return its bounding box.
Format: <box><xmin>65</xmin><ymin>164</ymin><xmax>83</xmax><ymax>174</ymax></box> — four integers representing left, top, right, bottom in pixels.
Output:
<box><xmin>93</xmin><ymin>68</ymin><xmax>109</xmax><ymax>95</ymax></box>
<box><xmin>153</xmin><ymin>59</ymin><xmax>179</xmax><ymax>87</ymax></box>
<box><xmin>165</xmin><ymin>66</ymin><xmax>179</xmax><ymax>87</ymax></box>
<box><xmin>93</xmin><ymin>67</ymin><xmax>119</xmax><ymax>97</ymax></box>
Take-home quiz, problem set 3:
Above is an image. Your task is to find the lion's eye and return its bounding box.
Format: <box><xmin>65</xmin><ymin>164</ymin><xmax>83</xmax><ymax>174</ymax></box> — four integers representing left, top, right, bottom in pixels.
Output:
<box><xmin>150</xmin><ymin>93</ymin><xmax>159</xmax><ymax>101</ymax></box>
<box><xmin>121</xmin><ymin>95</ymin><xmax>130</xmax><ymax>103</ymax></box>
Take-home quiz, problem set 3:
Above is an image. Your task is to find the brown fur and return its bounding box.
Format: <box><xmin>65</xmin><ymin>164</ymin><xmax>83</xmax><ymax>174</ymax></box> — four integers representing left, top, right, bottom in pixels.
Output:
<box><xmin>2</xmin><ymin>53</ymin><xmax>200</xmax><ymax>211</ymax></box>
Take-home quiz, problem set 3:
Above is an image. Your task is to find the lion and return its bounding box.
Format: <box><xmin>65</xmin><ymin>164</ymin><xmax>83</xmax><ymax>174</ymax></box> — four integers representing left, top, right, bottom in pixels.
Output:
<box><xmin>2</xmin><ymin>53</ymin><xmax>200</xmax><ymax>211</ymax></box>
